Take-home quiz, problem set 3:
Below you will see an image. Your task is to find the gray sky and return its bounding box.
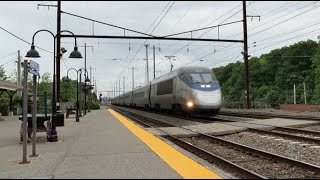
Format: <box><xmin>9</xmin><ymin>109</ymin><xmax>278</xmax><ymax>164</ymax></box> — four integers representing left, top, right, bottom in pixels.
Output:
<box><xmin>1</xmin><ymin>1</ymin><xmax>320</xmax><ymax>97</ymax></box>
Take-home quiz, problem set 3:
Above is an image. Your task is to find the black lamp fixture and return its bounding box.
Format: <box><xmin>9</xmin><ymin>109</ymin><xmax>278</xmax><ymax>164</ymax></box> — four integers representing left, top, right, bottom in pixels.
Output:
<box><xmin>26</xmin><ymin>44</ymin><xmax>40</xmax><ymax>58</ymax></box>
<box><xmin>85</xmin><ymin>76</ymin><xmax>91</xmax><ymax>83</ymax></box>
<box><xmin>26</xmin><ymin>45</ymin><xmax>82</xmax><ymax>59</ymax></box>
<box><xmin>69</xmin><ymin>46</ymin><xmax>82</xmax><ymax>59</ymax></box>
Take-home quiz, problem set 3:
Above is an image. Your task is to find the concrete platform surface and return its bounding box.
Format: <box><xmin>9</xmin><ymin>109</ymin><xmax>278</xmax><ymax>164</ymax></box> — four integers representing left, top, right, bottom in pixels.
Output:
<box><xmin>0</xmin><ymin>108</ymin><xmax>182</xmax><ymax>179</ymax></box>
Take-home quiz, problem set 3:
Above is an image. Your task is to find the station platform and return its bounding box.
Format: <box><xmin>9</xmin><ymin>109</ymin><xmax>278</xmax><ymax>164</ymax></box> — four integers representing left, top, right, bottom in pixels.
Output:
<box><xmin>0</xmin><ymin>107</ymin><xmax>222</xmax><ymax>179</ymax></box>
<box><xmin>147</xmin><ymin>118</ymin><xmax>320</xmax><ymax>137</ymax></box>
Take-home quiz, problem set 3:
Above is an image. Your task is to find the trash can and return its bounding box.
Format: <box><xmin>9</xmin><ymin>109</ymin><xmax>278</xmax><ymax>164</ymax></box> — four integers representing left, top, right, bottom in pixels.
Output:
<box><xmin>56</xmin><ymin>111</ymin><xmax>64</xmax><ymax>127</ymax></box>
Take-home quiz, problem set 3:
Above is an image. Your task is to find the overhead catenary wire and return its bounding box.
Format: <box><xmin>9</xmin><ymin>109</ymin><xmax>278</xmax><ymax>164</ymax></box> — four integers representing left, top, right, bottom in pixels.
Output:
<box><xmin>116</xmin><ymin>1</ymin><xmax>174</xmax><ymax>75</ymax></box>
<box><xmin>0</xmin><ymin>26</ymin><xmax>53</xmax><ymax>54</ymax></box>
<box><xmin>126</xmin><ymin>0</ymin><xmax>318</xmax><ymax>85</ymax></box>
<box><xmin>169</xmin><ymin>1</ymin><xmax>305</xmax><ymax>64</ymax></box>
<box><xmin>132</xmin><ymin>2</ymin><xmax>246</xmax><ymax>83</ymax></box>
<box><xmin>0</xmin><ymin>52</ymin><xmax>18</xmax><ymax>61</ymax></box>
<box><xmin>114</xmin><ymin>1</ymin><xmax>176</xmax><ymax>85</ymax></box>
<box><xmin>174</xmin><ymin>1</ymin><xmax>318</xmax><ymax>70</ymax></box>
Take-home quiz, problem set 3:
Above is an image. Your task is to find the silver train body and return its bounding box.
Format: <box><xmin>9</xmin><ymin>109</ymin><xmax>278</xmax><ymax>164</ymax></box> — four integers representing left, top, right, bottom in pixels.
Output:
<box><xmin>111</xmin><ymin>66</ymin><xmax>222</xmax><ymax>115</ymax></box>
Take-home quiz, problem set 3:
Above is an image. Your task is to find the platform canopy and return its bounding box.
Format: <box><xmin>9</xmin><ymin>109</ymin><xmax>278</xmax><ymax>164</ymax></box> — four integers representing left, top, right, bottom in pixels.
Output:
<box><xmin>0</xmin><ymin>80</ymin><xmax>23</xmax><ymax>91</ymax></box>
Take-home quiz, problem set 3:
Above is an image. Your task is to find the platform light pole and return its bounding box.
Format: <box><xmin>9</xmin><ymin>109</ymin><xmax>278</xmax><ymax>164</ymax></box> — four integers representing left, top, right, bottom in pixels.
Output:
<box><xmin>26</xmin><ymin>29</ymin><xmax>82</xmax><ymax>142</ymax></box>
<box><xmin>66</xmin><ymin>68</ymin><xmax>81</xmax><ymax>122</ymax></box>
<box><xmin>145</xmin><ymin>44</ymin><xmax>149</xmax><ymax>84</ymax></box>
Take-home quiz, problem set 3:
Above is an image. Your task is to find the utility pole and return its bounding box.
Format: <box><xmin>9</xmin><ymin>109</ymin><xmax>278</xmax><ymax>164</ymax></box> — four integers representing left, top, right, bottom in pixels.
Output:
<box><xmin>56</xmin><ymin>0</ymin><xmax>61</xmax><ymax>109</ymax></box>
<box><xmin>129</xmin><ymin>67</ymin><xmax>137</xmax><ymax>90</ymax></box>
<box><xmin>77</xmin><ymin>43</ymin><xmax>93</xmax><ymax>115</ymax></box>
<box><xmin>17</xmin><ymin>50</ymin><xmax>21</xmax><ymax>96</ymax></box>
<box><xmin>118</xmin><ymin>79</ymin><xmax>121</xmax><ymax>96</ymax></box>
<box><xmin>95</xmin><ymin>79</ymin><xmax>97</xmax><ymax>98</ymax></box>
<box><xmin>145</xmin><ymin>44</ymin><xmax>149</xmax><ymax>85</ymax></box>
<box><xmin>153</xmin><ymin>45</ymin><xmax>156</xmax><ymax>80</ymax></box>
<box><xmin>243</xmin><ymin>0</ymin><xmax>250</xmax><ymax>109</ymax></box>
<box><xmin>123</xmin><ymin>77</ymin><xmax>125</xmax><ymax>94</ymax></box>
<box><xmin>304</xmin><ymin>82</ymin><xmax>307</xmax><ymax>104</ymax></box>
<box><xmin>294</xmin><ymin>84</ymin><xmax>296</xmax><ymax>104</ymax></box>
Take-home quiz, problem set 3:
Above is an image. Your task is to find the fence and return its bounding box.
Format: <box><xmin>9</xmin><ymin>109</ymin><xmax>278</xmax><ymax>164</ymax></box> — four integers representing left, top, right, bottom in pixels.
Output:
<box><xmin>222</xmin><ymin>101</ymin><xmax>272</xmax><ymax>109</ymax></box>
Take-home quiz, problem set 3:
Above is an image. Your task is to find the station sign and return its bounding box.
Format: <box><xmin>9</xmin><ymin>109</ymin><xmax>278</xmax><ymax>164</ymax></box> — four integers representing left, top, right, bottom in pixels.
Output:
<box><xmin>30</xmin><ymin>96</ymin><xmax>39</xmax><ymax>102</ymax></box>
<box><xmin>29</xmin><ymin>60</ymin><xmax>39</xmax><ymax>71</ymax></box>
<box><xmin>28</xmin><ymin>60</ymin><xmax>40</xmax><ymax>77</ymax></box>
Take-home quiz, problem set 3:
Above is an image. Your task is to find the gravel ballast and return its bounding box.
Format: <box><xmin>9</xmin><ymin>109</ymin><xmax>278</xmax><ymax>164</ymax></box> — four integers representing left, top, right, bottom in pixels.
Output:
<box><xmin>220</xmin><ymin>131</ymin><xmax>320</xmax><ymax>166</ymax></box>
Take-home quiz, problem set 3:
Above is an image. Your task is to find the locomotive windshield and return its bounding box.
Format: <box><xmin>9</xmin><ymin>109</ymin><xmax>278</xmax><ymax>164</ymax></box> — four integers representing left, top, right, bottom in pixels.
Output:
<box><xmin>181</xmin><ymin>72</ymin><xmax>217</xmax><ymax>83</ymax></box>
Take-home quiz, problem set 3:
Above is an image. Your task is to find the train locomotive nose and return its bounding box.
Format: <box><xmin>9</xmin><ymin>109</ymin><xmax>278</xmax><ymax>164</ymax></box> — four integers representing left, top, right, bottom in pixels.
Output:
<box><xmin>194</xmin><ymin>91</ymin><xmax>222</xmax><ymax>109</ymax></box>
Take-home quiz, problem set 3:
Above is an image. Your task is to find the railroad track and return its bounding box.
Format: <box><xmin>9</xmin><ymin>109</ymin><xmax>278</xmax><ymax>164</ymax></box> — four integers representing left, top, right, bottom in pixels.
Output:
<box><xmin>218</xmin><ymin>111</ymin><xmax>320</xmax><ymax>121</ymax></box>
<box><xmin>112</xmin><ymin>106</ymin><xmax>320</xmax><ymax>145</ymax></box>
<box><xmin>112</xmin><ymin>107</ymin><xmax>320</xmax><ymax>179</ymax></box>
<box><xmin>211</xmin><ymin>117</ymin><xmax>320</xmax><ymax>145</ymax></box>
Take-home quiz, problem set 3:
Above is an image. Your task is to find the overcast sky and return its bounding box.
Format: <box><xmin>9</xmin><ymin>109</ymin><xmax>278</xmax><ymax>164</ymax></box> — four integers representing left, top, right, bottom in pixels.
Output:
<box><xmin>1</xmin><ymin>1</ymin><xmax>320</xmax><ymax>97</ymax></box>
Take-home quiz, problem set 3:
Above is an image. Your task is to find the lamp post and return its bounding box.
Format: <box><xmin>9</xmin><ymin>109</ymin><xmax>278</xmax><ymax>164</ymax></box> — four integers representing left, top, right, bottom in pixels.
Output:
<box><xmin>26</xmin><ymin>29</ymin><xmax>82</xmax><ymax>142</ymax></box>
<box><xmin>66</xmin><ymin>68</ymin><xmax>81</xmax><ymax>122</ymax></box>
<box><xmin>78</xmin><ymin>68</ymin><xmax>89</xmax><ymax>117</ymax></box>
<box><xmin>84</xmin><ymin>75</ymin><xmax>90</xmax><ymax>115</ymax></box>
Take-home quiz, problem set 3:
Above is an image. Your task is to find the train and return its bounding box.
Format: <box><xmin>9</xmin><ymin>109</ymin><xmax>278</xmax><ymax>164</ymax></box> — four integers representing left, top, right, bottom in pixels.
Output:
<box><xmin>111</xmin><ymin>66</ymin><xmax>223</xmax><ymax>116</ymax></box>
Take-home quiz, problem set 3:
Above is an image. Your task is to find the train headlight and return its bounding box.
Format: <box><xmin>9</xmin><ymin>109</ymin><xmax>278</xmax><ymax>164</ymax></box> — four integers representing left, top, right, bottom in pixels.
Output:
<box><xmin>201</xmin><ymin>85</ymin><xmax>205</xmax><ymax>88</ymax></box>
<box><xmin>186</xmin><ymin>101</ymin><xmax>194</xmax><ymax>108</ymax></box>
<box><xmin>205</xmin><ymin>85</ymin><xmax>211</xmax><ymax>88</ymax></box>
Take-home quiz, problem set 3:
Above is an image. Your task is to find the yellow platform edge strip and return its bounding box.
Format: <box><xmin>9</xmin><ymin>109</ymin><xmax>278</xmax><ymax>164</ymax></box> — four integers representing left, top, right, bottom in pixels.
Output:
<box><xmin>108</xmin><ymin>109</ymin><xmax>222</xmax><ymax>179</ymax></box>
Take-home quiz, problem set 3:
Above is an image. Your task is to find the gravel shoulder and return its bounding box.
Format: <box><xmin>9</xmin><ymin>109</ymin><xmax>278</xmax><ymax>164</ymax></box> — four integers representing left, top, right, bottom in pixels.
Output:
<box><xmin>220</xmin><ymin>131</ymin><xmax>320</xmax><ymax>167</ymax></box>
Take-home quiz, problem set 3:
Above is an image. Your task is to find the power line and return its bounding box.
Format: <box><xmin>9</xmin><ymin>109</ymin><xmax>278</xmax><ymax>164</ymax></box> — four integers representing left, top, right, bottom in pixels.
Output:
<box><xmin>172</xmin><ymin>3</ymin><xmax>313</xmax><ymax>69</ymax></box>
<box><xmin>0</xmin><ymin>52</ymin><xmax>17</xmax><ymax>60</ymax></box>
<box><xmin>114</xmin><ymin>1</ymin><xmax>176</xmax><ymax>84</ymax></box>
<box><xmin>0</xmin><ymin>59</ymin><xmax>15</xmax><ymax>67</ymax></box>
<box><xmin>136</xmin><ymin>1</ymin><xmax>319</xmax><ymax>82</ymax></box>
<box><xmin>137</xmin><ymin>2</ymin><xmax>245</xmax><ymax>80</ymax></box>
<box><xmin>175</xmin><ymin>1</ymin><xmax>303</xmax><ymax>61</ymax></box>
<box><xmin>61</xmin><ymin>11</ymin><xmax>156</xmax><ymax>37</ymax></box>
<box><xmin>161</xmin><ymin>2</ymin><xmax>243</xmax><ymax>54</ymax></box>
<box><xmin>111</xmin><ymin>2</ymin><xmax>172</xmax><ymax>85</ymax></box>
<box><xmin>165</xmin><ymin>2</ymin><xmax>248</xmax><ymax>58</ymax></box>
<box><xmin>151</xmin><ymin>1</ymin><xmax>176</xmax><ymax>35</ymax></box>
<box><xmin>0</xmin><ymin>26</ymin><xmax>53</xmax><ymax>54</ymax></box>
<box><xmin>250</xmin><ymin>2</ymin><xmax>319</xmax><ymax>37</ymax></box>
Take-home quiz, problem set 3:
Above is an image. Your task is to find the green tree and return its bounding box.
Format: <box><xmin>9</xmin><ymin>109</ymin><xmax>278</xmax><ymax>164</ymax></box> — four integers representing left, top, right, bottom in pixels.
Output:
<box><xmin>0</xmin><ymin>66</ymin><xmax>7</xmax><ymax>81</ymax></box>
<box><xmin>213</xmin><ymin>40</ymin><xmax>319</xmax><ymax>108</ymax></box>
<box><xmin>61</xmin><ymin>76</ymin><xmax>77</xmax><ymax>102</ymax></box>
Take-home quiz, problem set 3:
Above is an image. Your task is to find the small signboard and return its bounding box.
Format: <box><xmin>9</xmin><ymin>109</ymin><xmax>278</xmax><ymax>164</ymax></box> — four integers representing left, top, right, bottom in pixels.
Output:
<box><xmin>28</xmin><ymin>69</ymin><xmax>40</xmax><ymax>77</ymax></box>
<box><xmin>30</xmin><ymin>96</ymin><xmax>39</xmax><ymax>102</ymax></box>
<box><xmin>29</xmin><ymin>60</ymin><xmax>39</xmax><ymax>71</ymax></box>
<box><xmin>28</xmin><ymin>60</ymin><xmax>40</xmax><ymax>77</ymax></box>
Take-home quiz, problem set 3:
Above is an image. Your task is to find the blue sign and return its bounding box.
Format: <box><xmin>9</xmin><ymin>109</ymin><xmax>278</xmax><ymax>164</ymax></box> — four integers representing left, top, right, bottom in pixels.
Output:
<box><xmin>29</xmin><ymin>60</ymin><xmax>39</xmax><ymax>71</ymax></box>
<box><xmin>28</xmin><ymin>69</ymin><xmax>40</xmax><ymax>77</ymax></box>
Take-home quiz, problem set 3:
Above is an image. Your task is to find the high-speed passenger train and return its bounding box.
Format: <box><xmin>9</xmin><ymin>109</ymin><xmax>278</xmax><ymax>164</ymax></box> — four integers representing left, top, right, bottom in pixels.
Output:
<box><xmin>111</xmin><ymin>66</ymin><xmax>222</xmax><ymax>116</ymax></box>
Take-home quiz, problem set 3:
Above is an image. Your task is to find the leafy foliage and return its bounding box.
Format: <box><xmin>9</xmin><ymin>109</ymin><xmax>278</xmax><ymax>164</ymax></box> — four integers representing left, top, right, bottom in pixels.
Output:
<box><xmin>213</xmin><ymin>40</ymin><xmax>319</xmax><ymax>108</ymax></box>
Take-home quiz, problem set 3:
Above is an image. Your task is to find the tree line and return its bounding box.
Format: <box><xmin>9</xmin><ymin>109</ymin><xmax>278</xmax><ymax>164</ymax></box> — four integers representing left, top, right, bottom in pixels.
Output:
<box><xmin>213</xmin><ymin>39</ymin><xmax>320</xmax><ymax>108</ymax></box>
<box><xmin>0</xmin><ymin>70</ymin><xmax>100</xmax><ymax>115</ymax></box>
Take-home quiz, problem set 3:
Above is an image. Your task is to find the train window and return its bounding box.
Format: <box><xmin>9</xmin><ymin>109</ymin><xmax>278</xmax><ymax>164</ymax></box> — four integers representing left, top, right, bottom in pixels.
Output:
<box><xmin>184</xmin><ymin>73</ymin><xmax>217</xmax><ymax>83</ymax></box>
<box><xmin>202</xmin><ymin>73</ymin><xmax>217</xmax><ymax>83</ymax></box>
<box><xmin>134</xmin><ymin>92</ymin><xmax>144</xmax><ymax>98</ymax></box>
<box><xmin>189</xmin><ymin>74</ymin><xmax>202</xmax><ymax>83</ymax></box>
<box><xmin>157</xmin><ymin>79</ymin><xmax>173</xmax><ymax>95</ymax></box>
